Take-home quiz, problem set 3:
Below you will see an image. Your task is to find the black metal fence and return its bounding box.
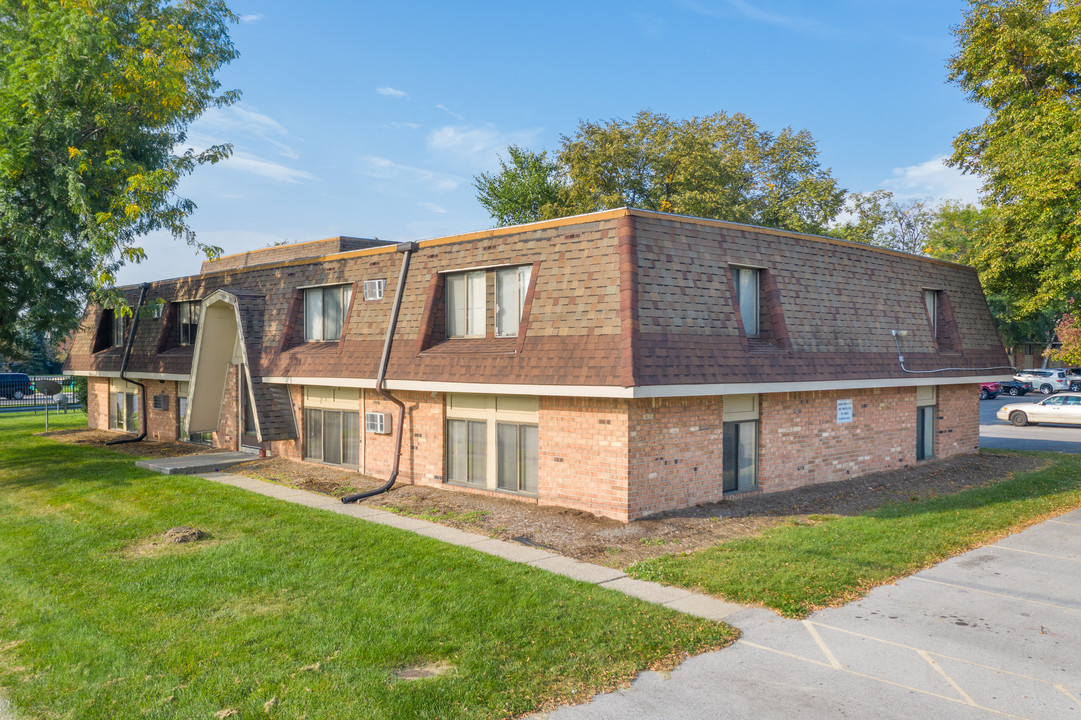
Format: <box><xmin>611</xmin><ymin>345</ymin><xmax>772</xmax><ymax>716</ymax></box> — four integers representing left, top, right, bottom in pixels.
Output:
<box><xmin>0</xmin><ymin>375</ymin><xmax>82</xmax><ymax>412</ymax></box>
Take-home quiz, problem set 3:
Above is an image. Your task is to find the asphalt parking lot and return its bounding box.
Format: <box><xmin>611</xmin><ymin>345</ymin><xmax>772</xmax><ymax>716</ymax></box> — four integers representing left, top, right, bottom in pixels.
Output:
<box><xmin>980</xmin><ymin>393</ymin><xmax>1081</xmax><ymax>453</ymax></box>
<box><xmin>543</xmin><ymin>508</ymin><xmax>1081</xmax><ymax>719</ymax></box>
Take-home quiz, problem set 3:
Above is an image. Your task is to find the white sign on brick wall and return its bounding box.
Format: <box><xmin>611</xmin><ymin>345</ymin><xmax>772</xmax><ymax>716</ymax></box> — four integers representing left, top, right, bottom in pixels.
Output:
<box><xmin>837</xmin><ymin>399</ymin><xmax>853</xmax><ymax>424</ymax></box>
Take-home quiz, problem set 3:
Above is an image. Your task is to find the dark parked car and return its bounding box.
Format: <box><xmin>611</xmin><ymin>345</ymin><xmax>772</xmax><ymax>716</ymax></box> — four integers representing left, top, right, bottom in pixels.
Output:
<box><xmin>0</xmin><ymin>372</ymin><xmax>32</xmax><ymax>399</ymax></box>
<box><xmin>979</xmin><ymin>382</ymin><xmax>1001</xmax><ymax>400</ymax></box>
<box><xmin>999</xmin><ymin>380</ymin><xmax>1034</xmax><ymax>397</ymax></box>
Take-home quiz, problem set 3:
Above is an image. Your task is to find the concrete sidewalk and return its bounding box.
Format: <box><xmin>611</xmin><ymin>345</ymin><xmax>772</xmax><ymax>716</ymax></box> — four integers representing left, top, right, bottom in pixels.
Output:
<box><xmin>198</xmin><ymin>470</ymin><xmax>745</xmax><ymax>622</ymax></box>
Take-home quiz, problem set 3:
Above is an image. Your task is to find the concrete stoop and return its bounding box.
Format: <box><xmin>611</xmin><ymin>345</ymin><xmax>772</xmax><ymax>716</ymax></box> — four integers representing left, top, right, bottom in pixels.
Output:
<box><xmin>135</xmin><ymin>452</ymin><xmax>254</xmax><ymax>476</ymax></box>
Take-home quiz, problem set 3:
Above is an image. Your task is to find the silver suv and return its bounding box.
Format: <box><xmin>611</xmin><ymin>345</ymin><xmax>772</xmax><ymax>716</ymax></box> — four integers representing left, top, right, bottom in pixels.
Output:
<box><xmin>1013</xmin><ymin>369</ymin><xmax>1070</xmax><ymax>395</ymax></box>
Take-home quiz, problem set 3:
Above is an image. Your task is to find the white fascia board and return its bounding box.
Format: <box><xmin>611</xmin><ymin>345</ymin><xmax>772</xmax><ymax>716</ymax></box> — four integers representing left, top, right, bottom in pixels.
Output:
<box><xmin>66</xmin><ymin>370</ymin><xmax>190</xmax><ymax>382</ymax></box>
<box><xmin>258</xmin><ymin>374</ymin><xmax>1005</xmax><ymax>398</ymax></box>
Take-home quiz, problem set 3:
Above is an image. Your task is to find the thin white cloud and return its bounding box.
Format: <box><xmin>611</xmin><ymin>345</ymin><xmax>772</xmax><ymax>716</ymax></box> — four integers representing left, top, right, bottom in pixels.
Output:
<box><xmin>675</xmin><ymin>0</ymin><xmax>826</xmax><ymax>34</ymax></box>
<box><xmin>194</xmin><ymin>105</ymin><xmax>300</xmax><ymax>159</ymax></box>
<box><xmin>881</xmin><ymin>156</ymin><xmax>982</xmax><ymax>206</ymax></box>
<box><xmin>360</xmin><ymin>156</ymin><xmax>461</xmax><ymax>193</ymax></box>
<box><xmin>420</xmin><ymin>202</ymin><xmax>448</xmax><ymax>214</ymax></box>
<box><xmin>239</xmin><ymin>13</ymin><xmax>263</xmax><ymax>24</ymax></box>
<box><xmin>426</xmin><ymin>124</ymin><xmax>542</xmax><ymax>164</ymax></box>
<box><xmin>376</xmin><ymin>86</ymin><xmax>409</xmax><ymax>98</ymax></box>
<box><xmin>225</xmin><ymin>152</ymin><xmax>315</xmax><ymax>183</ymax></box>
<box><xmin>436</xmin><ymin>104</ymin><xmax>465</xmax><ymax>121</ymax></box>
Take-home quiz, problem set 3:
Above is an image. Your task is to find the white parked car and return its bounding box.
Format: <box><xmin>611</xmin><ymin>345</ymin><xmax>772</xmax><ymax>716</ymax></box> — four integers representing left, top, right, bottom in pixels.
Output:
<box><xmin>997</xmin><ymin>392</ymin><xmax>1081</xmax><ymax>426</ymax></box>
<box><xmin>1012</xmin><ymin>369</ymin><xmax>1070</xmax><ymax>394</ymax></box>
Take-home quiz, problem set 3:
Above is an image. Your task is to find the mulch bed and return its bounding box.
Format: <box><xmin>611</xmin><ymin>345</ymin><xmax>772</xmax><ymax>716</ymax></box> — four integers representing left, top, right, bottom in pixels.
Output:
<box><xmin>42</xmin><ymin>427</ymin><xmax>1045</xmax><ymax>567</ymax></box>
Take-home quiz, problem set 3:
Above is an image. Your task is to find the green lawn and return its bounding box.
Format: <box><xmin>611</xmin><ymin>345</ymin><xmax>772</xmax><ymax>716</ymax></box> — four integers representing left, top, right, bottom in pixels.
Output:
<box><xmin>629</xmin><ymin>452</ymin><xmax>1081</xmax><ymax>618</ymax></box>
<box><xmin>0</xmin><ymin>413</ymin><xmax>734</xmax><ymax>719</ymax></box>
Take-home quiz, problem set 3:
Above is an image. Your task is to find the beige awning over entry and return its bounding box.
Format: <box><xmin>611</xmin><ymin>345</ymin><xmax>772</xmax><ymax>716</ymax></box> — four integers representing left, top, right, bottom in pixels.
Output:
<box><xmin>185</xmin><ymin>288</ymin><xmax>298</xmax><ymax>442</ymax></box>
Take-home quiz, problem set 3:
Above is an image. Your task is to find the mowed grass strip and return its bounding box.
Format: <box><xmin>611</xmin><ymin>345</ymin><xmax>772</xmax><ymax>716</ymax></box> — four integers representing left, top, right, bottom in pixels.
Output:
<box><xmin>628</xmin><ymin>452</ymin><xmax>1081</xmax><ymax>618</ymax></box>
<box><xmin>0</xmin><ymin>413</ymin><xmax>735</xmax><ymax>719</ymax></box>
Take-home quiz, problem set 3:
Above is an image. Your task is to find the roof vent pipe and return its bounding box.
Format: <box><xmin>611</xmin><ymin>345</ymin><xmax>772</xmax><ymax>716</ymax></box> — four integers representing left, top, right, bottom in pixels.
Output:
<box><xmin>342</xmin><ymin>242</ymin><xmax>419</xmax><ymax>503</ymax></box>
<box><xmin>106</xmin><ymin>283</ymin><xmax>151</xmax><ymax>445</ymax></box>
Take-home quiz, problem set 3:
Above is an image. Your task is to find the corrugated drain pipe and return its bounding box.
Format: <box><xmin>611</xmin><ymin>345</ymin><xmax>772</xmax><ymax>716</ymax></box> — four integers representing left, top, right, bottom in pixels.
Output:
<box><xmin>106</xmin><ymin>283</ymin><xmax>150</xmax><ymax>445</ymax></box>
<box><xmin>342</xmin><ymin>241</ymin><xmax>419</xmax><ymax>503</ymax></box>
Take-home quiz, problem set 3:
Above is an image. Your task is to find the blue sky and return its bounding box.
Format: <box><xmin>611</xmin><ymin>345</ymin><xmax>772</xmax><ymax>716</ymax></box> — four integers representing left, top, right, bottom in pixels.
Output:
<box><xmin>118</xmin><ymin>0</ymin><xmax>986</xmax><ymax>285</ymax></box>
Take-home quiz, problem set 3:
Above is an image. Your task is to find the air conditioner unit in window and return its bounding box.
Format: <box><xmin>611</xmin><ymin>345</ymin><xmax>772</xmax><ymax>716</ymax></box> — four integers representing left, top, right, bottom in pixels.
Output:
<box><xmin>365</xmin><ymin>411</ymin><xmax>391</xmax><ymax>434</ymax></box>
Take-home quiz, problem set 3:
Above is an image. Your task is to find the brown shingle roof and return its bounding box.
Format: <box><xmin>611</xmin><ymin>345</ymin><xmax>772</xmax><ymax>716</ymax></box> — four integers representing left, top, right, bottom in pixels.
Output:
<box><xmin>64</xmin><ymin>209</ymin><xmax>1009</xmax><ymax>392</ymax></box>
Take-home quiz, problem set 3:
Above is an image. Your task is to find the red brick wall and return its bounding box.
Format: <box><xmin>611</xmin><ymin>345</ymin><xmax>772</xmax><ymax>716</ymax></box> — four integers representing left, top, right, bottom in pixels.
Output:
<box><xmin>87</xmin><ymin>376</ymin><xmax>110</xmax><ymax>430</ymax></box>
<box><xmin>363</xmin><ymin>390</ymin><xmax>444</xmax><ymax>485</ymax></box>
<box><xmin>538</xmin><ymin>396</ymin><xmax>631</xmax><ymax>521</ymax></box>
<box><xmin>937</xmin><ymin>383</ymin><xmax>979</xmax><ymax>458</ymax></box>
<box><xmin>627</xmin><ymin>396</ymin><xmax>725</xmax><ymax>519</ymax></box>
<box><xmin>757</xmin><ymin>385</ymin><xmax>981</xmax><ymax>495</ymax></box>
<box><xmin>275</xmin><ymin>385</ymin><xmax>306</xmax><ymax>461</ymax></box>
<box><xmin>145</xmin><ymin>380</ymin><xmax>180</xmax><ymax>441</ymax></box>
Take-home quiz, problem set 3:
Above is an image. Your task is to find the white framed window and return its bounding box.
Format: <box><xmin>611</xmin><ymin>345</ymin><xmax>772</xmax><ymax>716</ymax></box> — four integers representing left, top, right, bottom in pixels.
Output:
<box><xmin>446</xmin><ymin>265</ymin><xmax>533</xmax><ymax>339</ymax></box>
<box><xmin>111</xmin><ymin>310</ymin><xmax>127</xmax><ymax>347</ymax></box>
<box><xmin>496</xmin><ymin>265</ymin><xmax>532</xmax><ymax>337</ymax></box>
<box><xmin>722</xmin><ymin>420</ymin><xmax>757</xmax><ymax>492</ymax></box>
<box><xmin>924</xmin><ymin>289</ymin><xmax>938</xmax><ymax>337</ymax></box>
<box><xmin>733</xmin><ymin>267</ymin><xmax>760</xmax><ymax>337</ymax></box>
<box><xmin>108</xmin><ymin>379</ymin><xmax>139</xmax><ymax>432</ymax></box>
<box><xmin>447</xmin><ymin>419</ymin><xmax>487</xmax><ymax>485</ymax></box>
<box><xmin>363</xmin><ymin>278</ymin><xmax>386</xmax><ymax>301</ymax></box>
<box><xmin>497</xmin><ymin>422</ymin><xmax>538</xmax><ymax>493</ymax></box>
<box><xmin>304</xmin><ymin>284</ymin><xmax>352</xmax><ymax>342</ymax></box>
<box><xmin>446</xmin><ymin>270</ymin><xmax>486</xmax><ymax>338</ymax></box>
<box><xmin>305</xmin><ymin>408</ymin><xmax>360</xmax><ymax>466</ymax></box>
<box><xmin>177</xmin><ymin>301</ymin><xmax>200</xmax><ymax>345</ymax></box>
<box><xmin>445</xmin><ymin>394</ymin><xmax>539</xmax><ymax>494</ymax></box>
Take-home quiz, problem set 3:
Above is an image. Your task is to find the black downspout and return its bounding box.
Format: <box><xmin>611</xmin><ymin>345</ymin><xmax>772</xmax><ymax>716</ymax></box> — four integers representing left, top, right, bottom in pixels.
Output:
<box><xmin>342</xmin><ymin>242</ymin><xmax>419</xmax><ymax>503</ymax></box>
<box><xmin>106</xmin><ymin>283</ymin><xmax>150</xmax><ymax>445</ymax></box>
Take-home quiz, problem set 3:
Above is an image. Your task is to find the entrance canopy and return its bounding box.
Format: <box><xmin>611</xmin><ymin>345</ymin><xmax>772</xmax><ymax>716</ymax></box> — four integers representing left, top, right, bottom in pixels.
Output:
<box><xmin>185</xmin><ymin>288</ymin><xmax>298</xmax><ymax>442</ymax></box>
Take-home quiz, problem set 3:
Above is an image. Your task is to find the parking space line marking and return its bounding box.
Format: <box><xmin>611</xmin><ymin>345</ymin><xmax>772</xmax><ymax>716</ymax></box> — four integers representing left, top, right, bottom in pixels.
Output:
<box><xmin>1055</xmin><ymin>685</ymin><xmax>1081</xmax><ymax>705</ymax></box>
<box><xmin>803</xmin><ymin>620</ymin><xmax>843</xmax><ymax>669</ymax></box>
<box><xmin>912</xmin><ymin>576</ymin><xmax>1081</xmax><ymax>614</ymax></box>
<box><xmin>741</xmin><ymin>640</ymin><xmax>1030</xmax><ymax>719</ymax></box>
<box><xmin>739</xmin><ymin>641</ymin><xmax>832</xmax><ymax>669</ymax></box>
<box><xmin>811</xmin><ymin>621</ymin><xmax>1080</xmax><ymax>691</ymax></box>
<box><xmin>917</xmin><ymin>649</ymin><xmax>978</xmax><ymax>706</ymax></box>
<box><xmin>992</xmin><ymin>544</ymin><xmax>1081</xmax><ymax>563</ymax></box>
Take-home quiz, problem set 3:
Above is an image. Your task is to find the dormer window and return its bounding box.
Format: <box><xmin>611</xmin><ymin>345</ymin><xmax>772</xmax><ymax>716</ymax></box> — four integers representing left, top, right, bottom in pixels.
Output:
<box><xmin>733</xmin><ymin>267</ymin><xmax>760</xmax><ymax>337</ymax></box>
<box><xmin>112</xmin><ymin>309</ymin><xmax>127</xmax><ymax>347</ymax></box>
<box><xmin>446</xmin><ymin>265</ymin><xmax>532</xmax><ymax>339</ymax></box>
<box><xmin>446</xmin><ymin>270</ymin><xmax>486</xmax><ymax>338</ymax></box>
<box><xmin>177</xmin><ymin>301</ymin><xmax>200</xmax><ymax>345</ymax></box>
<box><xmin>304</xmin><ymin>284</ymin><xmax>352</xmax><ymax>342</ymax></box>
<box><xmin>924</xmin><ymin>289</ymin><xmax>938</xmax><ymax>337</ymax></box>
<box><xmin>496</xmin><ymin>265</ymin><xmax>532</xmax><ymax>337</ymax></box>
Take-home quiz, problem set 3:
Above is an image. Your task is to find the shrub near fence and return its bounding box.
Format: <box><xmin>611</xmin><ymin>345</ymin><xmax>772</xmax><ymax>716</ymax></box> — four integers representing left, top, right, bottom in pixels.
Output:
<box><xmin>0</xmin><ymin>376</ymin><xmax>81</xmax><ymax>411</ymax></box>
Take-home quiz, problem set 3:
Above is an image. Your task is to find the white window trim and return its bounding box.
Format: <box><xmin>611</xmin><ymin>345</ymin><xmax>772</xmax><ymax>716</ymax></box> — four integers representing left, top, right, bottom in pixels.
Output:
<box><xmin>304</xmin><ymin>283</ymin><xmax>353</xmax><ymax>342</ymax></box>
<box><xmin>445</xmin><ymin>394</ymin><xmax>539</xmax><ymax>493</ymax></box>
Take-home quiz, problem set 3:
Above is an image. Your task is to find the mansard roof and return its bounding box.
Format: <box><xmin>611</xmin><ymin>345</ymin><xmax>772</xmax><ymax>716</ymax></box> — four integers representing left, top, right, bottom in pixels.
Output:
<box><xmin>64</xmin><ymin>208</ymin><xmax>1009</xmax><ymax>395</ymax></box>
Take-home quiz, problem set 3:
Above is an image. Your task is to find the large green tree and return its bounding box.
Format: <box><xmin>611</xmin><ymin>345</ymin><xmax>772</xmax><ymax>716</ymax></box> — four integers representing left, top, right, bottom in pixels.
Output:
<box><xmin>474</xmin><ymin>110</ymin><xmax>845</xmax><ymax>235</ymax></box>
<box><xmin>0</xmin><ymin>0</ymin><xmax>239</xmax><ymax>358</ymax></box>
<box><xmin>835</xmin><ymin>190</ymin><xmax>937</xmax><ymax>255</ymax></box>
<box><xmin>948</xmin><ymin>0</ymin><xmax>1081</xmax><ymax>318</ymax></box>
<box><xmin>473</xmin><ymin>146</ymin><xmax>566</xmax><ymax>226</ymax></box>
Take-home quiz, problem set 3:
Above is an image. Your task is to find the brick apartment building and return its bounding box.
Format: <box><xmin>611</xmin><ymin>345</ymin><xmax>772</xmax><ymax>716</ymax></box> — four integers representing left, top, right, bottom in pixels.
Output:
<box><xmin>63</xmin><ymin>208</ymin><xmax>1010</xmax><ymax>521</ymax></box>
